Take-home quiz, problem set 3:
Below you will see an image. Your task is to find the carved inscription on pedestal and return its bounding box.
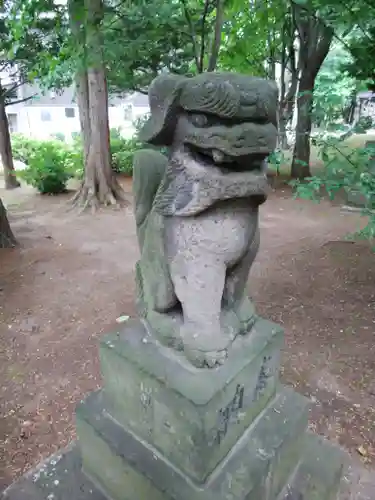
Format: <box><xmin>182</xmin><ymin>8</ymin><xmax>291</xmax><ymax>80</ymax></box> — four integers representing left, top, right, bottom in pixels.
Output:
<box><xmin>211</xmin><ymin>353</ymin><xmax>276</xmax><ymax>447</ymax></box>
<box><xmin>253</xmin><ymin>355</ymin><xmax>273</xmax><ymax>401</ymax></box>
<box><xmin>214</xmin><ymin>384</ymin><xmax>245</xmax><ymax>445</ymax></box>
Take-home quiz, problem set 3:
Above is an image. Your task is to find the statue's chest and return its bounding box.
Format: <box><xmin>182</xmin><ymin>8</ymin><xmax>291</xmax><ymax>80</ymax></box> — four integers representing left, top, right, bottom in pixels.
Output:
<box><xmin>164</xmin><ymin>201</ymin><xmax>258</xmax><ymax>265</ymax></box>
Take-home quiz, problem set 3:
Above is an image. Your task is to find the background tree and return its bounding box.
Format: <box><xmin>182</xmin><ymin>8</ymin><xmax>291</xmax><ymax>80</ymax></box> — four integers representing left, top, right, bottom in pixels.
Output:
<box><xmin>105</xmin><ymin>0</ymin><xmax>227</xmax><ymax>94</ymax></box>
<box><xmin>313</xmin><ymin>43</ymin><xmax>358</xmax><ymax>127</ymax></box>
<box><xmin>291</xmin><ymin>2</ymin><xmax>334</xmax><ymax>178</ymax></box>
<box><xmin>69</xmin><ymin>0</ymin><xmax>125</xmax><ymax>210</ymax></box>
<box><xmin>0</xmin><ymin>0</ymin><xmax>65</xmax><ymax>189</ymax></box>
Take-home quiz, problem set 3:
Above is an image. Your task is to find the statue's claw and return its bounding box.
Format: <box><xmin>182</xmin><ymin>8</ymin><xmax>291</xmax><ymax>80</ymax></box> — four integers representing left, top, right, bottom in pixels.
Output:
<box><xmin>185</xmin><ymin>347</ymin><xmax>228</xmax><ymax>368</ymax></box>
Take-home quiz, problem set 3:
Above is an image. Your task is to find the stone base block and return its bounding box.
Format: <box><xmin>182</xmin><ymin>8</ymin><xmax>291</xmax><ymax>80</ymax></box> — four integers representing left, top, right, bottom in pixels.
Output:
<box><xmin>76</xmin><ymin>387</ymin><xmax>309</xmax><ymax>500</ymax></box>
<box><xmin>278</xmin><ymin>433</ymin><xmax>346</xmax><ymax>500</ymax></box>
<box><xmin>0</xmin><ymin>430</ymin><xmax>349</xmax><ymax>500</ymax></box>
<box><xmin>99</xmin><ymin>318</ymin><xmax>283</xmax><ymax>482</ymax></box>
<box><xmin>1</xmin><ymin>445</ymin><xmax>106</xmax><ymax>500</ymax></box>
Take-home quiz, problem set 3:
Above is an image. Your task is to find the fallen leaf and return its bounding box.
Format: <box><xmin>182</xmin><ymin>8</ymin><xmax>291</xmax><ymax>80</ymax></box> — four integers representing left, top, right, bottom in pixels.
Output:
<box><xmin>357</xmin><ymin>445</ymin><xmax>368</xmax><ymax>457</ymax></box>
<box><xmin>116</xmin><ymin>315</ymin><xmax>130</xmax><ymax>324</ymax></box>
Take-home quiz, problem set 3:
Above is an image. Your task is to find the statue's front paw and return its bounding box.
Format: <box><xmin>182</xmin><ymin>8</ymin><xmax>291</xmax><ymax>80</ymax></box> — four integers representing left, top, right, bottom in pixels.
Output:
<box><xmin>185</xmin><ymin>347</ymin><xmax>228</xmax><ymax>369</ymax></box>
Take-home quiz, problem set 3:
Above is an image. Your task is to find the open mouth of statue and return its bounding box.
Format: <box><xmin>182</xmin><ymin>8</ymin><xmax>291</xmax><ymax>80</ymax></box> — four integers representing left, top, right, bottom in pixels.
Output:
<box><xmin>189</xmin><ymin>145</ymin><xmax>267</xmax><ymax>173</ymax></box>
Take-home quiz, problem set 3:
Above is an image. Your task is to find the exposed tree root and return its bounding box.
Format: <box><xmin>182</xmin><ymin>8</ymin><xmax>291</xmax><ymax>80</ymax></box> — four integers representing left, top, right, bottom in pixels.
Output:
<box><xmin>70</xmin><ymin>175</ymin><xmax>128</xmax><ymax>214</ymax></box>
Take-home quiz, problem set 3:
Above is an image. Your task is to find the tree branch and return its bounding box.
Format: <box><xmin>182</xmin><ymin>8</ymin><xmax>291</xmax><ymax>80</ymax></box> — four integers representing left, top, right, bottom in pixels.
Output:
<box><xmin>5</xmin><ymin>94</ymin><xmax>36</xmax><ymax>107</ymax></box>
<box><xmin>2</xmin><ymin>80</ymin><xmax>26</xmax><ymax>99</ymax></box>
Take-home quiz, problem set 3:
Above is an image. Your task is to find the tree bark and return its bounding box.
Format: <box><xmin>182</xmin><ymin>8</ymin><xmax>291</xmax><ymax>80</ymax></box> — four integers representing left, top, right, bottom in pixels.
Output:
<box><xmin>291</xmin><ymin>76</ymin><xmax>314</xmax><ymax>179</ymax></box>
<box><xmin>75</xmin><ymin>73</ymin><xmax>91</xmax><ymax>165</ymax></box>
<box><xmin>277</xmin><ymin>17</ymin><xmax>298</xmax><ymax>150</ymax></box>
<box><xmin>0</xmin><ymin>99</ymin><xmax>20</xmax><ymax>189</ymax></box>
<box><xmin>69</xmin><ymin>0</ymin><xmax>90</xmax><ymax>164</ymax></box>
<box><xmin>69</xmin><ymin>0</ymin><xmax>125</xmax><ymax>211</ymax></box>
<box><xmin>0</xmin><ymin>197</ymin><xmax>17</xmax><ymax>247</ymax></box>
<box><xmin>291</xmin><ymin>4</ymin><xmax>333</xmax><ymax>179</ymax></box>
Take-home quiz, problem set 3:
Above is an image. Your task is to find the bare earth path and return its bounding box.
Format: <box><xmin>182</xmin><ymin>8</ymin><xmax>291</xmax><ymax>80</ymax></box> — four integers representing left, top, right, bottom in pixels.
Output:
<box><xmin>0</xmin><ymin>181</ymin><xmax>374</xmax><ymax>492</ymax></box>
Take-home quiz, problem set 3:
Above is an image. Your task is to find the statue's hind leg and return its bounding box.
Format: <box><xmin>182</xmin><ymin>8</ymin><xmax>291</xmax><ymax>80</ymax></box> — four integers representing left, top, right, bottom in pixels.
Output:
<box><xmin>136</xmin><ymin>257</ymin><xmax>184</xmax><ymax>350</ymax></box>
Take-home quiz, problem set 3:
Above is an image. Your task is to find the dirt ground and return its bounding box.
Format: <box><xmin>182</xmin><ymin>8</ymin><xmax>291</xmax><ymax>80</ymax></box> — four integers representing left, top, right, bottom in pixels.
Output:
<box><xmin>0</xmin><ymin>179</ymin><xmax>374</xmax><ymax>491</ymax></box>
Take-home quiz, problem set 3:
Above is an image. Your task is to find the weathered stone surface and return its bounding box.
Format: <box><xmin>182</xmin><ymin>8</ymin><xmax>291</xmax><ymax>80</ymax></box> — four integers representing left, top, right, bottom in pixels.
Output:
<box><xmin>76</xmin><ymin>387</ymin><xmax>309</xmax><ymax>500</ymax></box>
<box><xmin>1</xmin><ymin>435</ymin><xmax>364</xmax><ymax>500</ymax></box>
<box><xmin>133</xmin><ymin>72</ymin><xmax>278</xmax><ymax>368</ymax></box>
<box><xmin>1</xmin><ymin>444</ymin><xmax>106</xmax><ymax>500</ymax></box>
<box><xmin>100</xmin><ymin>318</ymin><xmax>283</xmax><ymax>482</ymax></box>
<box><xmin>277</xmin><ymin>433</ymin><xmax>346</xmax><ymax>500</ymax></box>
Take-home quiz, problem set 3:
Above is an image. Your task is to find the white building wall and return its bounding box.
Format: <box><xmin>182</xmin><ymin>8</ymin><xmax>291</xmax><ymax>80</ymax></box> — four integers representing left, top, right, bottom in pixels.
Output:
<box><xmin>7</xmin><ymin>105</ymin><xmax>80</xmax><ymax>141</ymax></box>
<box><xmin>7</xmin><ymin>103</ymin><xmax>150</xmax><ymax>141</ymax></box>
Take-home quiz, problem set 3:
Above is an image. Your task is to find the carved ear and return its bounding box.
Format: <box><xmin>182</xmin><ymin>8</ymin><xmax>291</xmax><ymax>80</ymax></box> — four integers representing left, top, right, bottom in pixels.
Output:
<box><xmin>139</xmin><ymin>75</ymin><xmax>186</xmax><ymax>147</ymax></box>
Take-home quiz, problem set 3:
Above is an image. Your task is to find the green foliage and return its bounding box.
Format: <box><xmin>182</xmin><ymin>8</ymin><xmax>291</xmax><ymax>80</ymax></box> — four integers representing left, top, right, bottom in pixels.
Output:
<box><xmin>1</xmin><ymin>0</ymin><xmax>68</xmax><ymax>99</ymax></box>
<box><xmin>12</xmin><ymin>134</ymin><xmax>79</xmax><ymax>194</ymax></box>
<box><xmin>103</xmin><ymin>0</ymin><xmax>196</xmax><ymax>93</ymax></box>
<box><xmin>110</xmin><ymin>128</ymin><xmax>140</xmax><ymax>176</ymax></box>
<box><xmin>109</xmin><ymin>123</ymin><xmax>168</xmax><ymax>176</ymax></box>
<box><xmin>313</xmin><ymin>44</ymin><xmax>358</xmax><ymax>126</ymax></box>
<box><xmin>221</xmin><ymin>0</ymin><xmax>286</xmax><ymax>77</ymax></box>
<box><xmin>344</xmin><ymin>26</ymin><xmax>375</xmax><ymax>91</ymax></box>
<box><xmin>292</xmin><ymin>137</ymin><xmax>375</xmax><ymax>241</ymax></box>
<box><xmin>11</xmin><ymin>134</ymin><xmax>40</xmax><ymax>164</ymax></box>
<box><xmin>355</xmin><ymin>116</ymin><xmax>374</xmax><ymax>133</ymax></box>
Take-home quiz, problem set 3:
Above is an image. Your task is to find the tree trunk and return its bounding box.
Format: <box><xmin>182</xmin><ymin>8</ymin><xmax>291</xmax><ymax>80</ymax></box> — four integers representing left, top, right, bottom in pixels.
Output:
<box><xmin>0</xmin><ymin>100</ymin><xmax>20</xmax><ymax>189</ymax></box>
<box><xmin>0</xmin><ymin>197</ymin><xmax>17</xmax><ymax>247</ymax></box>
<box><xmin>291</xmin><ymin>4</ymin><xmax>333</xmax><ymax>179</ymax></box>
<box><xmin>291</xmin><ymin>77</ymin><xmax>313</xmax><ymax>179</ymax></box>
<box><xmin>207</xmin><ymin>0</ymin><xmax>225</xmax><ymax>72</ymax></box>
<box><xmin>69</xmin><ymin>0</ymin><xmax>90</xmax><ymax>164</ymax></box>
<box><xmin>277</xmin><ymin>16</ymin><xmax>298</xmax><ymax>151</ymax></box>
<box><xmin>278</xmin><ymin>117</ymin><xmax>289</xmax><ymax>149</ymax></box>
<box><xmin>70</xmin><ymin>0</ymin><xmax>125</xmax><ymax>211</ymax></box>
<box><xmin>75</xmin><ymin>73</ymin><xmax>91</xmax><ymax>165</ymax></box>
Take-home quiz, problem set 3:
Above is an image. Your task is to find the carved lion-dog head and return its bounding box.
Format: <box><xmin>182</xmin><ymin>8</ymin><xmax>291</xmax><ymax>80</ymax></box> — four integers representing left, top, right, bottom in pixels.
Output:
<box><xmin>139</xmin><ymin>72</ymin><xmax>278</xmax><ymax>173</ymax></box>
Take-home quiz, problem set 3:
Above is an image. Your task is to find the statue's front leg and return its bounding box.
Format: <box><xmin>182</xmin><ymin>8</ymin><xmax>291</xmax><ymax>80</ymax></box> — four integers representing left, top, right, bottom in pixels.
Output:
<box><xmin>223</xmin><ymin>224</ymin><xmax>260</xmax><ymax>333</ymax></box>
<box><xmin>169</xmin><ymin>255</ymin><xmax>231</xmax><ymax>367</ymax></box>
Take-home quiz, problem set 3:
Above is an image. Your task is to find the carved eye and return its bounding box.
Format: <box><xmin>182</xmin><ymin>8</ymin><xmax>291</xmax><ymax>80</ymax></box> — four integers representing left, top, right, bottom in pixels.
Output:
<box><xmin>190</xmin><ymin>114</ymin><xmax>208</xmax><ymax>127</ymax></box>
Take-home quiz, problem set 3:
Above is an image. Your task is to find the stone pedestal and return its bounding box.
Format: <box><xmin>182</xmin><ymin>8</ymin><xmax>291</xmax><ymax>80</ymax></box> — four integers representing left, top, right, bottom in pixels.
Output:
<box><xmin>74</xmin><ymin>318</ymin><xmax>344</xmax><ymax>500</ymax></box>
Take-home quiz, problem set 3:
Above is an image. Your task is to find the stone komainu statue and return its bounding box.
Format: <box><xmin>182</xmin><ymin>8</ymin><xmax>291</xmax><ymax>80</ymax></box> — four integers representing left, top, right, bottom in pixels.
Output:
<box><xmin>132</xmin><ymin>72</ymin><xmax>278</xmax><ymax>368</ymax></box>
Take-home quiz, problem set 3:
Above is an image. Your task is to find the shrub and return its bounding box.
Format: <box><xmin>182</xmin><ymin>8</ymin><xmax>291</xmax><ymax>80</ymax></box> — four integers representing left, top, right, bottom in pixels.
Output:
<box><xmin>292</xmin><ymin>136</ymin><xmax>375</xmax><ymax>241</ymax></box>
<box><xmin>355</xmin><ymin>116</ymin><xmax>374</xmax><ymax>134</ymax></box>
<box><xmin>12</xmin><ymin>135</ymin><xmax>77</xmax><ymax>194</ymax></box>
<box><xmin>11</xmin><ymin>134</ymin><xmax>40</xmax><ymax>164</ymax></box>
<box><xmin>70</xmin><ymin>134</ymin><xmax>84</xmax><ymax>179</ymax></box>
<box><xmin>110</xmin><ymin>129</ymin><xmax>141</xmax><ymax>176</ymax></box>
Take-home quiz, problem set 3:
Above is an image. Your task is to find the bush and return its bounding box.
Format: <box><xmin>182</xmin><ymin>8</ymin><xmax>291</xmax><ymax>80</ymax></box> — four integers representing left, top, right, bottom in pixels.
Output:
<box><xmin>11</xmin><ymin>134</ymin><xmax>40</xmax><ymax>164</ymax></box>
<box><xmin>10</xmin><ymin>123</ymin><xmax>167</xmax><ymax>193</ymax></box>
<box><xmin>292</xmin><ymin>136</ymin><xmax>375</xmax><ymax>241</ymax></box>
<box><xmin>110</xmin><ymin>129</ymin><xmax>141</xmax><ymax>176</ymax></box>
<box><xmin>354</xmin><ymin>116</ymin><xmax>374</xmax><ymax>134</ymax></box>
<box><xmin>12</xmin><ymin>134</ymin><xmax>77</xmax><ymax>194</ymax></box>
